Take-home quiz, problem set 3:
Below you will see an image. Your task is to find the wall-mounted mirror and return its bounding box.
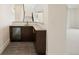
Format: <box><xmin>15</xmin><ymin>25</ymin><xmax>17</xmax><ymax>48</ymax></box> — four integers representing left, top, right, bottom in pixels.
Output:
<box><xmin>14</xmin><ymin>4</ymin><xmax>44</xmax><ymax>23</ymax></box>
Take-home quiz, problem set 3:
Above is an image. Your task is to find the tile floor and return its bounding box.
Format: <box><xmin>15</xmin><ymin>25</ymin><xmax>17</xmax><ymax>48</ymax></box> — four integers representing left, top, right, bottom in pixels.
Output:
<box><xmin>2</xmin><ymin>42</ymin><xmax>37</xmax><ymax>55</ymax></box>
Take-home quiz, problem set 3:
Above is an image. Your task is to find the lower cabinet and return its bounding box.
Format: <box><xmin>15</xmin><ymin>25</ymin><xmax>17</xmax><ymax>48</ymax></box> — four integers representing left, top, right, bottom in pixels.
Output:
<box><xmin>10</xmin><ymin>26</ymin><xmax>46</xmax><ymax>55</ymax></box>
<box><xmin>34</xmin><ymin>30</ymin><xmax>46</xmax><ymax>55</ymax></box>
<box><xmin>21</xmin><ymin>26</ymin><xmax>33</xmax><ymax>41</ymax></box>
<box><xmin>10</xmin><ymin>26</ymin><xmax>33</xmax><ymax>42</ymax></box>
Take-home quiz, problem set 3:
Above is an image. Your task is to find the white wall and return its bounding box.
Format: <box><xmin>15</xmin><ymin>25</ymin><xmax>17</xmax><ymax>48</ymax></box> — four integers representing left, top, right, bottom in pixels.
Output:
<box><xmin>0</xmin><ymin>5</ymin><xmax>15</xmax><ymax>54</ymax></box>
<box><xmin>15</xmin><ymin>4</ymin><xmax>47</xmax><ymax>23</ymax></box>
<box><xmin>34</xmin><ymin>4</ymin><xmax>48</xmax><ymax>29</ymax></box>
<box><xmin>47</xmin><ymin>5</ymin><xmax>67</xmax><ymax>54</ymax></box>
<box><xmin>42</xmin><ymin>5</ymin><xmax>48</xmax><ymax>29</ymax></box>
<box><xmin>14</xmin><ymin>4</ymin><xmax>48</xmax><ymax>29</ymax></box>
<box><xmin>15</xmin><ymin>4</ymin><xmax>23</xmax><ymax>21</ymax></box>
<box><xmin>24</xmin><ymin>4</ymin><xmax>44</xmax><ymax>22</ymax></box>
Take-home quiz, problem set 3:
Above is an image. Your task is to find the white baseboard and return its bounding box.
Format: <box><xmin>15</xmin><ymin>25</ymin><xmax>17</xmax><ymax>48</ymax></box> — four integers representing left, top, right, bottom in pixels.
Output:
<box><xmin>0</xmin><ymin>39</ymin><xmax>10</xmax><ymax>54</ymax></box>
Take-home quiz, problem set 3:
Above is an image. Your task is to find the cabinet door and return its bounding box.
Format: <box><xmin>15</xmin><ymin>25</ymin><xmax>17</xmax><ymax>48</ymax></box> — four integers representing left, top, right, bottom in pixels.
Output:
<box><xmin>35</xmin><ymin>31</ymin><xmax>46</xmax><ymax>55</ymax></box>
<box><xmin>21</xmin><ymin>26</ymin><xmax>33</xmax><ymax>41</ymax></box>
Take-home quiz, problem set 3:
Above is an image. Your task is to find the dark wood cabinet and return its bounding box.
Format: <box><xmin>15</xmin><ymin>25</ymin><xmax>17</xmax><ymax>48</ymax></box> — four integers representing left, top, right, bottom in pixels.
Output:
<box><xmin>33</xmin><ymin>28</ymin><xmax>46</xmax><ymax>55</ymax></box>
<box><xmin>21</xmin><ymin>26</ymin><xmax>33</xmax><ymax>41</ymax></box>
<box><xmin>10</xmin><ymin>26</ymin><xmax>33</xmax><ymax>42</ymax></box>
<box><xmin>10</xmin><ymin>26</ymin><xmax>46</xmax><ymax>55</ymax></box>
<box><xmin>34</xmin><ymin>30</ymin><xmax>46</xmax><ymax>55</ymax></box>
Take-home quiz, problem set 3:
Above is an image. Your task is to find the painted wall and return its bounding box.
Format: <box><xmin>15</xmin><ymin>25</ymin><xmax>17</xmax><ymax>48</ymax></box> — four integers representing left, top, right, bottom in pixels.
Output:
<box><xmin>47</xmin><ymin>5</ymin><xmax>67</xmax><ymax>54</ymax></box>
<box><xmin>15</xmin><ymin>4</ymin><xmax>47</xmax><ymax>23</ymax></box>
<box><xmin>0</xmin><ymin>5</ymin><xmax>15</xmax><ymax>54</ymax></box>
<box><xmin>35</xmin><ymin>4</ymin><xmax>48</xmax><ymax>29</ymax></box>
<box><xmin>15</xmin><ymin>4</ymin><xmax>23</xmax><ymax>21</ymax></box>
<box><xmin>14</xmin><ymin>4</ymin><xmax>48</xmax><ymax>29</ymax></box>
<box><xmin>14</xmin><ymin>4</ymin><xmax>35</xmax><ymax>21</ymax></box>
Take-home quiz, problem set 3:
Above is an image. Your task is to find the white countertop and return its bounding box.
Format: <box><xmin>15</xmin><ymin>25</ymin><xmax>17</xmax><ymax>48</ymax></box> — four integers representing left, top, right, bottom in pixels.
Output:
<box><xmin>10</xmin><ymin>22</ymin><xmax>46</xmax><ymax>30</ymax></box>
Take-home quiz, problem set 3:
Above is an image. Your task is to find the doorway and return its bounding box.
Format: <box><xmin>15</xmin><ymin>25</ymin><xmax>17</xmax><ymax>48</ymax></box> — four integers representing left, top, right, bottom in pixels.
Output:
<box><xmin>66</xmin><ymin>5</ymin><xmax>79</xmax><ymax>54</ymax></box>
